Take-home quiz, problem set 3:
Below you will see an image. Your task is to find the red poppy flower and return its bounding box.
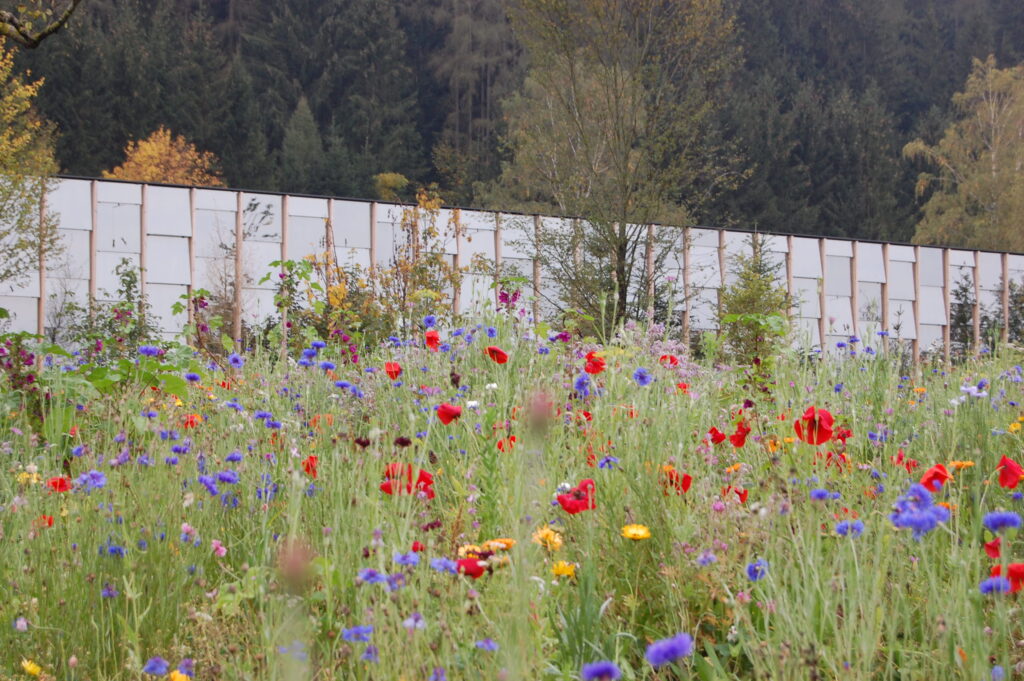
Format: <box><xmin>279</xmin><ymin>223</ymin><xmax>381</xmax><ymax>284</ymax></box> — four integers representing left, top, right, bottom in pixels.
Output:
<box><xmin>794</xmin><ymin>406</ymin><xmax>834</xmax><ymax>445</ymax></box>
<box><xmin>46</xmin><ymin>476</ymin><xmax>70</xmax><ymax>493</ymax></box>
<box><xmin>659</xmin><ymin>354</ymin><xmax>679</xmax><ymax>367</ymax></box>
<box><xmin>384</xmin><ymin>362</ymin><xmax>402</xmax><ymax>380</ymax></box>
<box><xmin>708</xmin><ymin>427</ymin><xmax>727</xmax><ymax>445</ymax></box>
<box><xmin>380</xmin><ymin>463</ymin><xmax>435</xmax><ymax>500</ymax></box>
<box><xmin>411</xmin><ymin>541</ymin><xmax>425</xmax><ymax>553</ymax></box>
<box><xmin>301</xmin><ymin>455</ymin><xmax>318</xmax><ymax>479</ymax></box>
<box><xmin>69</xmin><ymin>425</ymin><xmax>79</xmax><ymax>436</ymax></box>
<box><xmin>920</xmin><ymin>463</ymin><xmax>952</xmax><ymax>492</ymax></box>
<box><xmin>34</xmin><ymin>515</ymin><xmax>54</xmax><ymax>529</ymax></box>
<box><xmin>497</xmin><ymin>435</ymin><xmax>516</xmax><ymax>452</ymax></box>
<box><xmin>660</xmin><ymin>465</ymin><xmax>692</xmax><ymax>495</ymax></box>
<box><xmin>486</xmin><ymin>346</ymin><xmax>509</xmax><ymax>364</ymax></box>
<box><xmin>985</xmin><ymin>537</ymin><xmax>1002</xmax><ymax>559</ymax></box>
<box><xmin>891</xmin><ymin>449</ymin><xmax>919</xmax><ymax>472</ymax></box>
<box><xmin>457</xmin><ymin>558</ymin><xmax>487</xmax><ymax>579</ymax></box>
<box><xmin>833</xmin><ymin>427</ymin><xmax>853</xmax><ymax>444</ymax></box>
<box><xmin>584</xmin><ymin>352</ymin><xmax>606</xmax><ymax>375</ymax></box>
<box><xmin>557</xmin><ymin>479</ymin><xmax>596</xmax><ymax>514</ymax></box>
<box><xmin>183</xmin><ymin>413</ymin><xmax>203</xmax><ymax>429</ymax></box>
<box><xmin>990</xmin><ymin>563</ymin><xmax>1024</xmax><ymax>592</ymax></box>
<box><xmin>721</xmin><ymin>485</ymin><xmax>748</xmax><ymax>503</ymax></box>
<box><xmin>676</xmin><ymin>382</ymin><xmax>689</xmax><ymax>394</ymax></box>
<box><xmin>425</xmin><ymin>330</ymin><xmax>440</xmax><ymax>352</ymax></box>
<box><xmin>729</xmin><ymin>422</ymin><xmax>751</xmax><ymax>448</ymax></box>
<box><xmin>437</xmin><ymin>403</ymin><xmax>462</xmax><ymax>425</ymax></box>
<box><xmin>998</xmin><ymin>455</ymin><xmax>1023</xmax><ymax>489</ymax></box>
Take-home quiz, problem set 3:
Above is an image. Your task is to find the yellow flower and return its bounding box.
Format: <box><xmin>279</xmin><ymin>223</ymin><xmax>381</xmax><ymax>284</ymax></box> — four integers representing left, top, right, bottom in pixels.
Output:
<box><xmin>1009</xmin><ymin>422</ymin><xmax>1022</xmax><ymax>434</ymax></box>
<box><xmin>532</xmin><ymin>526</ymin><xmax>563</xmax><ymax>552</ymax></box>
<box><xmin>20</xmin><ymin>659</ymin><xmax>41</xmax><ymax>676</ymax></box>
<box><xmin>169</xmin><ymin>671</ymin><xmax>189</xmax><ymax>681</ymax></box>
<box><xmin>457</xmin><ymin>544</ymin><xmax>483</xmax><ymax>559</ymax></box>
<box><xmin>551</xmin><ymin>561</ymin><xmax>576</xmax><ymax>579</ymax></box>
<box><xmin>621</xmin><ymin>524</ymin><xmax>652</xmax><ymax>541</ymax></box>
<box><xmin>16</xmin><ymin>471</ymin><xmax>40</xmax><ymax>486</ymax></box>
<box><xmin>783</xmin><ymin>436</ymin><xmax>795</xmax><ymax>444</ymax></box>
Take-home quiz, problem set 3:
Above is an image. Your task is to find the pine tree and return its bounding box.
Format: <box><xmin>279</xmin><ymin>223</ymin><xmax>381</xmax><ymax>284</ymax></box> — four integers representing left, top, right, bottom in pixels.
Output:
<box><xmin>280</xmin><ymin>97</ymin><xmax>325</xmax><ymax>194</ymax></box>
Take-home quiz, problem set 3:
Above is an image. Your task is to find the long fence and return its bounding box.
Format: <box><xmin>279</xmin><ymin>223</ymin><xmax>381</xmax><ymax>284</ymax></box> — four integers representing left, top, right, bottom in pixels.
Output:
<box><xmin>1</xmin><ymin>177</ymin><xmax>1020</xmax><ymax>360</ymax></box>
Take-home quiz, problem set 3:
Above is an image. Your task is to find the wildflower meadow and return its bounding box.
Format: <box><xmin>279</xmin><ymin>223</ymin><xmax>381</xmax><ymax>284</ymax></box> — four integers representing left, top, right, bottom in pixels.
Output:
<box><xmin>2</xmin><ymin>307</ymin><xmax>1024</xmax><ymax>681</ymax></box>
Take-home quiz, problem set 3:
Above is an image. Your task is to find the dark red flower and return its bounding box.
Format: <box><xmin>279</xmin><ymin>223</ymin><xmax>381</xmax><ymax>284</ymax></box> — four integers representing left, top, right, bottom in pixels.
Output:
<box><xmin>794</xmin><ymin>406</ymin><xmax>834</xmax><ymax>445</ymax></box>
<box><xmin>919</xmin><ymin>463</ymin><xmax>952</xmax><ymax>492</ymax></box>
<box><xmin>384</xmin><ymin>362</ymin><xmax>402</xmax><ymax>380</ymax></box>
<box><xmin>557</xmin><ymin>479</ymin><xmax>596</xmax><ymax>514</ymax></box>
<box><xmin>486</xmin><ymin>346</ymin><xmax>509</xmax><ymax>364</ymax></box>
<box><xmin>46</xmin><ymin>476</ymin><xmax>70</xmax><ymax>493</ymax></box>
<box><xmin>998</xmin><ymin>455</ymin><xmax>1023</xmax><ymax>489</ymax></box>
<box><xmin>437</xmin><ymin>403</ymin><xmax>462</xmax><ymax>425</ymax></box>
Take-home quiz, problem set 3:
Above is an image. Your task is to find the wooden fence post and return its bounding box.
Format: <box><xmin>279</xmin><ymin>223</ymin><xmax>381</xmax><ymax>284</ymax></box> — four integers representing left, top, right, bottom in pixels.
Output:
<box><xmin>187</xmin><ymin>188</ymin><xmax>196</xmax><ymax>326</ymax></box>
<box><xmin>881</xmin><ymin>243</ymin><xmax>890</xmax><ymax>352</ymax></box>
<box><xmin>912</xmin><ymin>245</ymin><xmax>921</xmax><ymax>364</ymax></box>
<box><xmin>1002</xmin><ymin>252</ymin><xmax>1010</xmax><ymax>345</ymax></box>
<box><xmin>818</xmin><ymin>239</ymin><xmax>828</xmax><ymax>349</ymax></box>
<box><xmin>682</xmin><ymin>227</ymin><xmax>692</xmax><ymax>339</ymax></box>
<box><xmin>89</xmin><ymin>181</ymin><xmax>98</xmax><ymax>312</ymax></box>
<box><xmin>494</xmin><ymin>212</ymin><xmax>503</xmax><ymax>308</ymax></box>
<box><xmin>533</xmin><ymin>215</ymin><xmax>542</xmax><ymax>321</ymax></box>
<box><xmin>973</xmin><ymin>250</ymin><xmax>982</xmax><ymax>354</ymax></box>
<box><xmin>849</xmin><ymin>241</ymin><xmax>859</xmax><ymax>338</ymax></box>
<box><xmin>645</xmin><ymin>224</ymin><xmax>655</xmax><ymax>320</ymax></box>
<box><xmin>139</xmin><ymin>184</ymin><xmax>148</xmax><ymax>317</ymax></box>
<box><xmin>452</xmin><ymin>208</ymin><xmax>461</xmax><ymax>315</ymax></box>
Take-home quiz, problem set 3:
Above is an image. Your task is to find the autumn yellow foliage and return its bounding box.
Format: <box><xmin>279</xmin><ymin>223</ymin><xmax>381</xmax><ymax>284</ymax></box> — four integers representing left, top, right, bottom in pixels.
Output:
<box><xmin>103</xmin><ymin>126</ymin><xmax>224</xmax><ymax>186</ymax></box>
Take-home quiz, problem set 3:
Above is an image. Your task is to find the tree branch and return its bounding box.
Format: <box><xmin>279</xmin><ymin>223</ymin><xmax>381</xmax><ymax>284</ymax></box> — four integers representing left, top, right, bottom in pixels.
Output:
<box><xmin>0</xmin><ymin>0</ymin><xmax>85</xmax><ymax>49</ymax></box>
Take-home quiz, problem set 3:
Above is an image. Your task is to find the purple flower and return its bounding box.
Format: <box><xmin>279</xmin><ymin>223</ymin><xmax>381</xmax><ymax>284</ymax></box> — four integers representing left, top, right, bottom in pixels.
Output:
<box><xmin>890</xmin><ymin>484</ymin><xmax>949</xmax><ymax>540</ymax></box>
<box><xmin>357</xmin><ymin>568</ymin><xmax>386</xmax><ymax>584</ymax></box>
<box><xmin>696</xmin><ymin>551</ymin><xmax>717</xmax><ymax>567</ymax></box>
<box><xmin>430</xmin><ymin>557</ymin><xmax>458</xmax><ymax>574</ymax></box>
<box><xmin>980</xmin><ymin>576</ymin><xmax>1012</xmax><ymax>594</ymax></box>
<box><xmin>835</xmin><ymin>520</ymin><xmax>864</xmax><ymax>537</ymax></box>
<box><xmin>429</xmin><ymin>668</ymin><xmax>447</xmax><ymax>681</ymax></box>
<box><xmin>142</xmin><ymin>657</ymin><xmax>169</xmax><ymax>675</ymax></box>
<box><xmin>746</xmin><ymin>559</ymin><xmax>768</xmax><ymax>581</ymax></box>
<box><xmin>341</xmin><ymin>625</ymin><xmax>373</xmax><ymax>642</ymax></box>
<box><xmin>228</xmin><ymin>352</ymin><xmax>244</xmax><ymax>369</ymax></box>
<box><xmin>138</xmin><ymin>345</ymin><xmax>161</xmax><ymax>357</ymax></box>
<box><xmin>475</xmin><ymin>638</ymin><xmax>499</xmax><ymax>652</ymax></box>
<box><xmin>581</xmin><ymin>660</ymin><xmax>622</xmax><ymax>680</ymax></box>
<box><xmin>633</xmin><ymin>367</ymin><xmax>653</xmax><ymax>387</ymax></box>
<box><xmin>983</xmin><ymin>511</ymin><xmax>1022</xmax><ymax>534</ymax></box>
<box><xmin>185</xmin><ymin>372</ymin><xmax>201</xmax><ymax>382</ymax></box>
<box><xmin>393</xmin><ymin>551</ymin><xmax>420</xmax><ymax>567</ymax></box>
<box><xmin>645</xmin><ymin>633</ymin><xmax>694</xmax><ymax>667</ymax></box>
<box><xmin>75</xmin><ymin>470</ymin><xmax>107</xmax><ymax>492</ymax></box>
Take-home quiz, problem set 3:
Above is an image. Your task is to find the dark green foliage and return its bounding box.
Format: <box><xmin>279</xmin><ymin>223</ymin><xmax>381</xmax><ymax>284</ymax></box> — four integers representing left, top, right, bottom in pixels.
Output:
<box><xmin>15</xmin><ymin>0</ymin><xmax>1024</xmax><ymax>246</ymax></box>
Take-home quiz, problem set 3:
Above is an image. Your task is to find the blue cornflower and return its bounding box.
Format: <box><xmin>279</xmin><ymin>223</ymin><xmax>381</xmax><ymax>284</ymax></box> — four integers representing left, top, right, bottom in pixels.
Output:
<box><xmin>334</xmin><ymin>380</ymin><xmax>352</xmax><ymax>390</ymax></box>
<box><xmin>311</xmin><ymin>340</ymin><xmax>326</xmax><ymax>349</ymax></box>
<box><xmin>835</xmin><ymin>520</ymin><xmax>864</xmax><ymax>537</ymax></box>
<box><xmin>342</xmin><ymin>625</ymin><xmax>373</xmax><ymax>642</ymax></box>
<box><xmin>423</xmin><ymin>315</ymin><xmax>437</xmax><ymax>328</ymax></box>
<box><xmin>574</xmin><ymin>374</ymin><xmax>591</xmax><ymax>397</ymax></box>
<box><xmin>297</xmin><ymin>359</ymin><xmax>314</xmax><ymax>368</ymax></box>
<box><xmin>185</xmin><ymin>372</ymin><xmax>201</xmax><ymax>382</ymax></box>
<box><xmin>228</xmin><ymin>353</ymin><xmax>244</xmax><ymax>369</ymax></box>
<box><xmin>598</xmin><ymin>456</ymin><xmax>619</xmax><ymax>469</ymax></box>
<box><xmin>475</xmin><ymin>638</ymin><xmax>499</xmax><ymax>652</ymax></box>
<box><xmin>980</xmin><ymin>576</ymin><xmax>1012</xmax><ymax>594</ymax></box>
<box><xmin>197</xmin><ymin>475</ymin><xmax>219</xmax><ymax>496</ymax></box>
<box><xmin>633</xmin><ymin>367</ymin><xmax>653</xmax><ymax>387</ymax></box>
<box><xmin>746</xmin><ymin>559</ymin><xmax>768</xmax><ymax>581</ymax></box>
<box><xmin>582</xmin><ymin>661</ymin><xmax>622</xmax><ymax>680</ymax></box>
<box><xmin>361</xmin><ymin>646</ymin><xmax>379</xmax><ymax>663</ymax></box>
<box><xmin>993</xmin><ymin>665</ymin><xmax>1006</xmax><ymax>681</ymax></box>
<box><xmin>302</xmin><ymin>348</ymin><xmax>318</xmax><ymax>359</ymax></box>
<box><xmin>393</xmin><ymin>551</ymin><xmax>420</xmax><ymax>567</ymax></box>
<box><xmin>834</xmin><ymin>383</ymin><xmax>844</xmax><ymax>393</ymax></box>
<box><xmin>645</xmin><ymin>633</ymin><xmax>694</xmax><ymax>667</ymax></box>
<box><xmin>138</xmin><ymin>345</ymin><xmax>161</xmax><ymax>357</ymax></box>
<box><xmin>889</xmin><ymin>484</ymin><xmax>949</xmax><ymax>540</ymax></box>
<box><xmin>357</xmin><ymin>568</ymin><xmax>387</xmax><ymax>584</ymax></box>
<box><xmin>983</xmin><ymin>511</ymin><xmax>1022</xmax><ymax>534</ymax></box>
<box><xmin>76</xmin><ymin>470</ymin><xmax>107</xmax><ymax>491</ymax></box>
<box><xmin>216</xmin><ymin>470</ymin><xmax>240</xmax><ymax>484</ymax></box>
<box><xmin>486</xmin><ymin>326</ymin><xmax>497</xmax><ymax>338</ymax></box>
<box><xmin>101</xmin><ymin>582</ymin><xmax>119</xmax><ymax>598</ymax></box>
<box><xmin>429</xmin><ymin>668</ymin><xmax>447</xmax><ymax>681</ymax></box>
<box><xmin>178</xmin><ymin>659</ymin><xmax>194</xmax><ymax>677</ymax></box>
<box><xmin>319</xmin><ymin>361</ymin><xmax>336</xmax><ymax>371</ymax></box>
<box><xmin>142</xmin><ymin>657</ymin><xmax>169</xmax><ymax>675</ymax></box>
<box><xmin>696</xmin><ymin>551</ymin><xmax>717</xmax><ymax>566</ymax></box>
<box><xmin>538</xmin><ymin>346</ymin><xmax>550</xmax><ymax>355</ymax></box>
<box><xmin>430</xmin><ymin>557</ymin><xmax>458</xmax><ymax>574</ymax></box>
<box><xmin>265</xmin><ymin>420</ymin><xmax>282</xmax><ymax>429</ymax></box>
<box><xmin>226</xmin><ymin>450</ymin><xmax>243</xmax><ymax>462</ymax></box>
<box><xmin>809</xmin><ymin>488</ymin><xmax>831</xmax><ymax>501</ymax></box>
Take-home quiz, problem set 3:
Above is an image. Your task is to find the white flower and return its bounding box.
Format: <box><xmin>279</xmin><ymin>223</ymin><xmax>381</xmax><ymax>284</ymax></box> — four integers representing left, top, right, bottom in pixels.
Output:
<box><xmin>485</xmin><ymin>383</ymin><xmax>498</xmax><ymax>391</ymax></box>
<box><xmin>466</xmin><ymin>400</ymin><xmax>479</xmax><ymax>409</ymax></box>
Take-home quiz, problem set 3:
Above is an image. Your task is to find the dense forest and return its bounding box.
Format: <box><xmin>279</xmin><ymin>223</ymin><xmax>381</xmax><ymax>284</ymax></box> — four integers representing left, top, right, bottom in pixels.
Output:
<box><xmin>15</xmin><ymin>0</ymin><xmax>1024</xmax><ymax>244</ymax></box>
